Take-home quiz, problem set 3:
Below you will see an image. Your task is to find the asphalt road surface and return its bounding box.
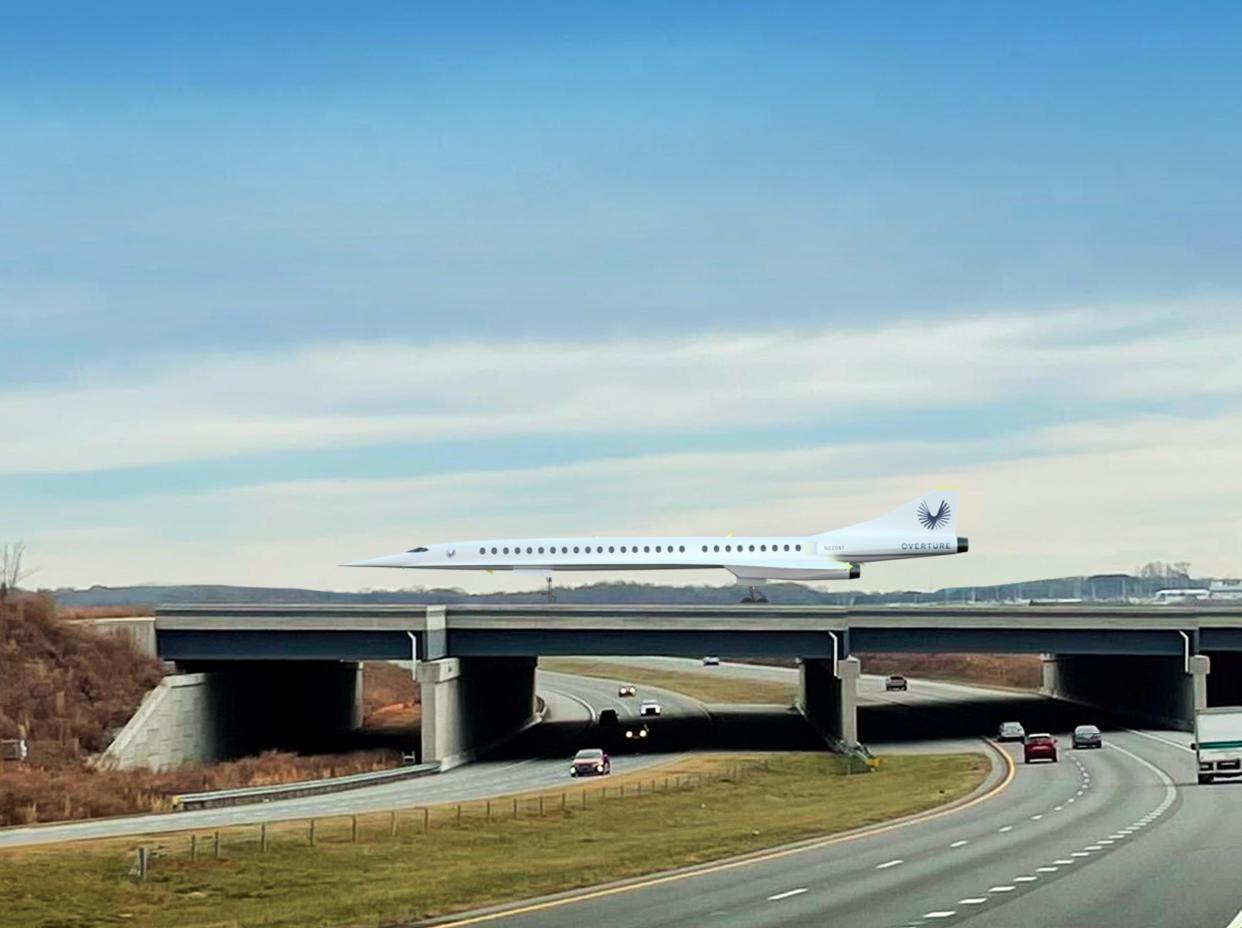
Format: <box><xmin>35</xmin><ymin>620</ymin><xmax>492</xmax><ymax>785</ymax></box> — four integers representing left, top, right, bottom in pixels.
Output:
<box><xmin>433</xmin><ymin>727</ymin><xmax>1242</xmax><ymax>928</ymax></box>
<box><xmin>0</xmin><ymin>671</ymin><xmax>703</xmax><ymax>849</ymax></box>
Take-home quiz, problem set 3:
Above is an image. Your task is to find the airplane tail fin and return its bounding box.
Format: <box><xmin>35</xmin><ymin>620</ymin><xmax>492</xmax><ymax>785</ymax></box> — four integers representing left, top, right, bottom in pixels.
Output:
<box><xmin>829</xmin><ymin>490</ymin><xmax>959</xmax><ymax>535</ymax></box>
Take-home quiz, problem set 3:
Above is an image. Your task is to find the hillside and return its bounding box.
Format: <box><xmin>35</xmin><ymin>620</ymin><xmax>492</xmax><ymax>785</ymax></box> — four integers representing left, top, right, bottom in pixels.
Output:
<box><xmin>0</xmin><ymin>596</ymin><xmax>403</xmax><ymax>826</ymax></box>
<box><xmin>50</xmin><ymin>571</ymin><xmax>1216</xmax><ymax>608</ymax></box>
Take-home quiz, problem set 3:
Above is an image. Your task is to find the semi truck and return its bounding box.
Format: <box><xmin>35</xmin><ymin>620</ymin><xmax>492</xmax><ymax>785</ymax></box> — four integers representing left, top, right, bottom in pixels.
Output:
<box><xmin>1193</xmin><ymin>707</ymin><xmax>1242</xmax><ymax>784</ymax></box>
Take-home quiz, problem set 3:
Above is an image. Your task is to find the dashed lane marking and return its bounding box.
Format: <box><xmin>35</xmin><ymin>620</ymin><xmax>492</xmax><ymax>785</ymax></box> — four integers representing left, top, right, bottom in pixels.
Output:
<box><xmin>1030</xmin><ymin>814</ymin><xmax>1043</xmax><ymax>820</ymax></box>
<box><xmin>959</xmin><ymin>898</ymin><xmax>988</xmax><ymax>905</ymax></box>
<box><xmin>876</xmin><ymin>859</ymin><xmax>903</xmax><ymax>869</ymax></box>
<box><xmin>1013</xmin><ymin>876</ymin><xmax>1038</xmax><ymax>883</ymax></box>
<box><xmin>1036</xmin><ymin>866</ymin><xmax>1059</xmax><ymax>873</ymax></box>
<box><xmin>949</xmin><ymin>839</ymin><xmax>968</xmax><ymax>848</ymax></box>
<box><xmin>998</xmin><ymin>826</ymin><xmax>1013</xmax><ymax>833</ymax></box>
<box><xmin>766</xmin><ymin>888</ymin><xmax>808</xmax><ymax>901</ymax></box>
<box><xmin>924</xmin><ymin>911</ymin><xmax>957</xmax><ymax>919</ymax></box>
<box><xmin>1071</xmin><ymin>851</ymin><xmax>1090</xmax><ymax>857</ymax></box>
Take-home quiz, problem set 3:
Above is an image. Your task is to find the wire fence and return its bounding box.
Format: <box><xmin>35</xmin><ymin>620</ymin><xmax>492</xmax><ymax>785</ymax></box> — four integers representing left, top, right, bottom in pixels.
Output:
<box><xmin>129</xmin><ymin>757</ymin><xmax>785</xmax><ymax>880</ymax></box>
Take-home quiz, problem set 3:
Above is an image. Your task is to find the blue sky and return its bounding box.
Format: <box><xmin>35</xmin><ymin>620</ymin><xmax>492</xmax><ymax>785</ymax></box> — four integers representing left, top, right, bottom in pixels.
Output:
<box><xmin>3</xmin><ymin>3</ymin><xmax>1241</xmax><ymax>590</ymax></box>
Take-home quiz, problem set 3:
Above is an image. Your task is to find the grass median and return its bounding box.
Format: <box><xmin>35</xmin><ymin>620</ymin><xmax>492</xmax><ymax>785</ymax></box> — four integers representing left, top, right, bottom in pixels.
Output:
<box><xmin>540</xmin><ymin>657</ymin><xmax>797</xmax><ymax>704</ymax></box>
<box><xmin>1</xmin><ymin>752</ymin><xmax>989</xmax><ymax>928</ymax></box>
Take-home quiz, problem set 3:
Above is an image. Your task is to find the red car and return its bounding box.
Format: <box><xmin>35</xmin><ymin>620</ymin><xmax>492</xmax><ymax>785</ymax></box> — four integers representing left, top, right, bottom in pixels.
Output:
<box><xmin>569</xmin><ymin>748</ymin><xmax>611</xmax><ymax>777</ymax></box>
<box><xmin>1023</xmin><ymin>733</ymin><xmax>1059</xmax><ymax>764</ymax></box>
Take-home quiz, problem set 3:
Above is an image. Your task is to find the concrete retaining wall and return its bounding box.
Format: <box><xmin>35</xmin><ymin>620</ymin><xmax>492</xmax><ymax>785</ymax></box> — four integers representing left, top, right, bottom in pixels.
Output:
<box><xmin>99</xmin><ymin>661</ymin><xmax>365</xmax><ymax>771</ymax></box>
<box><xmin>98</xmin><ymin>673</ymin><xmax>224</xmax><ymax>770</ymax></box>
<box><xmin>77</xmin><ymin>616</ymin><xmax>158</xmax><ymax>658</ymax></box>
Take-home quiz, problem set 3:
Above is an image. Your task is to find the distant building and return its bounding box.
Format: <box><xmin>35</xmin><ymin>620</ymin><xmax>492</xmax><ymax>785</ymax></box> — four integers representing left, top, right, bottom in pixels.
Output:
<box><xmin>1209</xmin><ymin>581</ymin><xmax>1242</xmax><ymax>601</ymax></box>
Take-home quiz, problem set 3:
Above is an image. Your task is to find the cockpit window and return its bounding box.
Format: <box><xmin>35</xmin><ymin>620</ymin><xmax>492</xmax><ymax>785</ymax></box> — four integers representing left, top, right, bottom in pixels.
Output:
<box><xmin>406</xmin><ymin>546</ymin><xmax>429</xmax><ymax>553</ymax></box>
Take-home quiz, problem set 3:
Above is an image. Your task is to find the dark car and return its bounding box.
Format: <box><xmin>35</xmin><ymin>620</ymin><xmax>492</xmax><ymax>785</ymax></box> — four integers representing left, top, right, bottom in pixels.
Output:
<box><xmin>1072</xmin><ymin>724</ymin><xmax>1103</xmax><ymax>749</ymax></box>
<box><xmin>569</xmin><ymin>748</ymin><xmax>611</xmax><ymax>777</ymax></box>
<box><xmin>1023</xmin><ymin>733</ymin><xmax>1059</xmax><ymax>764</ymax></box>
<box><xmin>885</xmin><ymin>674</ymin><xmax>908</xmax><ymax>692</ymax></box>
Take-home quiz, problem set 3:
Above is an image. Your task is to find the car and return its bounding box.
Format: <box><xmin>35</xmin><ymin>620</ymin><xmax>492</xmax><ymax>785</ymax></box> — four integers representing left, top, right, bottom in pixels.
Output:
<box><xmin>1072</xmin><ymin>724</ymin><xmax>1103</xmax><ymax>749</ymax></box>
<box><xmin>997</xmin><ymin>721</ymin><xmax>1026</xmax><ymax>742</ymax></box>
<box><xmin>617</xmin><ymin>684</ymin><xmax>637</xmax><ymax>697</ymax></box>
<box><xmin>623</xmin><ymin>722</ymin><xmax>650</xmax><ymax>741</ymax></box>
<box><xmin>639</xmin><ymin>700</ymin><xmax>662</xmax><ymax>717</ymax></box>
<box><xmin>569</xmin><ymin>748</ymin><xmax>611</xmax><ymax>777</ymax></box>
<box><xmin>1023</xmin><ymin>733</ymin><xmax>1059</xmax><ymax>764</ymax></box>
<box><xmin>884</xmin><ymin>674</ymin><xmax>908</xmax><ymax>692</ymax></box>
<box><xmin>702</xmin><ymin>656</ymin><xmax>721</xmax><ymax>666</ymax></box>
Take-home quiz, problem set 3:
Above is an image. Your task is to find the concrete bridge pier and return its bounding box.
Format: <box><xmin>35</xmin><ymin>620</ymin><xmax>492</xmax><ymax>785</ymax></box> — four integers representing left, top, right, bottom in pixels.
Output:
<box><xmin>1041</xmin><ymin>653</ymin><xmax>1210</xmax><ymax>731</ymax></box>
<box><xmin>797</xmin><ymin>656</ymin><xmax>861</xmax><ymax>748</ymax></box>
<box><xmin>416</xmin><ymin>657</ymin><xmax>538</xmax><ymax>770</ymax></box>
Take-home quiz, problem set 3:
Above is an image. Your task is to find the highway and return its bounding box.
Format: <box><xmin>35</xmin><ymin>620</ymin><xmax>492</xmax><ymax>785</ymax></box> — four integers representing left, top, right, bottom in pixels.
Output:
<box><xmin>0</xmin><ymin>671</ymin><xmax>704</xmax><ymax>849</ymax></box>
<box><xmin>427</xmin><ymin>659</ymin><xmax>1242</xmax><ymax>928</ymax></box>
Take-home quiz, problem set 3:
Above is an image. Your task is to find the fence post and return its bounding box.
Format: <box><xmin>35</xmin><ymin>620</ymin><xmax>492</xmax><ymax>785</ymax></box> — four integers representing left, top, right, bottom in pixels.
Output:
<box><xmin>309</xmin><ymin>820</ymin><xmax>316</xmax><ymax>847</ymax></box>
<box><xmin>513</xmin><ymin>797</ymin><xmax>518</xmax><ymax>818</ymax></box>
<box><xmin>486</xmin><ymin>800</ymin><xmax>492</xmax><ymax>822</ymax></box>
<box><xmin>351</xmin><ymin>816</ymin><xmax>358</xmax><ymax>843</ymax></box>
<box><xmin>581</xmin><ymin>790</ymin><xmax>587</xmax><ymax>810</ymax></box>
<box><xmin>261</xmin><ymin>822</ymin><xmax>268</xmax><ymax>852</ymax></box>
<box><xmin>561</xmin><ymin>792</ymin><xmax>567</xmax><ymax>812</ymax></box>
<box><xmin>539</xmin><ymin>795</ymin><xmax>544</xmax><ymax>816</ymax></box>
<box><xmin>213</xmin><ymin>831</ymin><xmax>221</xmax><ymax>859</ymax></box>
<box><xmin>135</xmin><ymin>846</ymin><xmax>148</xmax><ymax>881</ymax></box>
<box><xmin>456</xmin><ymin>804</ymin><xmax>462</xmax><ymax>826</ymax></box>
<box><xmin>422</xmin><ymin>807</ymin><xmax>429</xmax><ymax>834</ymax></box>
<box><xmin>389</xmin><ymin>811</ymin><xmax>397</xmax><ymax>838</ymax></box>
<box><xmin>189</xmin><ymin>834</ymin><xmax>197</xmax><ymax>861</ymax></box>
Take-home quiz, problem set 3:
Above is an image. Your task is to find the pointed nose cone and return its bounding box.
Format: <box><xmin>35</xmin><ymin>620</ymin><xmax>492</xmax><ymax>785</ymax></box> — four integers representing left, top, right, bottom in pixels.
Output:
<box><xmin>344</xmin><ymin>553</ymin><xmax>414</xmax><ymax>568</ymax></box>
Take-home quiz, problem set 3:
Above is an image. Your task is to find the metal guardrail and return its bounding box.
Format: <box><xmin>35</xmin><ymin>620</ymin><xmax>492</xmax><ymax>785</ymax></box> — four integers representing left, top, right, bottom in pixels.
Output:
<box><xmin>173</xmin><ymin>761</ymin><xmax>441</xmax><ymax>811</ymax></box>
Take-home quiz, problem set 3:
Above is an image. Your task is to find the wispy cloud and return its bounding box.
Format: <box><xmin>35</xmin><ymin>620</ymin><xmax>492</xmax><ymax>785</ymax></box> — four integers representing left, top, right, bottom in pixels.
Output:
<box><xmin>3</xmin><ymin>302</ymin><xmax>1239</xmax><ymax>476</ymax></box>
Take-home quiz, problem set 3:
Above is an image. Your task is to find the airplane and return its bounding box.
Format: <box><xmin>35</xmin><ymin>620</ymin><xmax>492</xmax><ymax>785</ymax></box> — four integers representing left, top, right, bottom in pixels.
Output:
<box><xmin>347</xmin><ymin>490</ymin><xmax>968</xmax><ymax>601</ymax></box>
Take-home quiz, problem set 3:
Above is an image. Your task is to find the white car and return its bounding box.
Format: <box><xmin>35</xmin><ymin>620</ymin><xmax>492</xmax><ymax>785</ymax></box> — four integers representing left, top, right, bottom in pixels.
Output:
<box><xmin>639</xmin><ymin>700</ymin><xmax>662</xmax><ymax>717</ymax></box>
<box><xmin>997</xmin><ymin>721</ymin><xmax>1026</xmax><ymax>742</ymax></box>
<box><xmin>702</xmin><ymin>656</ymin><xmax>721</xmax><ymax>666</ymax></box>
<box><xmin>617</xmin><ymin>684</ymin><xmax>637</xmax><ymax>697</ymax></box>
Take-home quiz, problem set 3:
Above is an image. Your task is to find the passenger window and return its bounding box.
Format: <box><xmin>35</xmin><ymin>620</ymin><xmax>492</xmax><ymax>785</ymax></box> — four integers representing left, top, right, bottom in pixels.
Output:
<box><xmin>538</xmin><ymin>547</ymin><xmax>545</xmax><ymax>554</ymax></box>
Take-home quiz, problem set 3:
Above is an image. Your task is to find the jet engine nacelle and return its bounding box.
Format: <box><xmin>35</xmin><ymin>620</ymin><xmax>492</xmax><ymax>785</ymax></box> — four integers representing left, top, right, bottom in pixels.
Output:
<box><xmin>820</xmin><ymin>561</ymin><xmax>861</xmax><ymax>581</ymax></box>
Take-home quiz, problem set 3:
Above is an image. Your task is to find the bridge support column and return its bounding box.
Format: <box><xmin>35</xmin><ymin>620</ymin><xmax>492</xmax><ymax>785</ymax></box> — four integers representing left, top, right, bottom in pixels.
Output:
<box><xmin>416</xmin><ymin>657</ymin><xmax>538</xmax><ymax>771</ymax></box>
<box><xmin>797</xmin><ymin>656</ymin><xmax>860</xmax><ymax>748</ymax></box>
<box><xmin>1041</xmin><ymin>653</ymin><xmax>1209</xmax><ymax>731</ymax></box>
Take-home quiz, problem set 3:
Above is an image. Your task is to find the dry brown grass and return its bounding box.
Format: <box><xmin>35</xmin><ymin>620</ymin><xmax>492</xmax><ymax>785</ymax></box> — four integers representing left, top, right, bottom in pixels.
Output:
<box><xmin>0</xmin><ymin>597</ymin><xmax>405</xmax><ymax>826</ymax></box>
<box><xmin>859</xmin><ymin>652</ymin><xmax>1043</xmax><ymax>689</ymax></box>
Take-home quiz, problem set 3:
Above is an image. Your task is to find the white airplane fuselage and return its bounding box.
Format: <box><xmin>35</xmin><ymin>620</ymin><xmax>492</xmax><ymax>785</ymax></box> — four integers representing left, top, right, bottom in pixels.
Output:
<box><xmin>349</xmin><ymin>490</ymin><xmax>968</xmax><ymax>583</ymax></box>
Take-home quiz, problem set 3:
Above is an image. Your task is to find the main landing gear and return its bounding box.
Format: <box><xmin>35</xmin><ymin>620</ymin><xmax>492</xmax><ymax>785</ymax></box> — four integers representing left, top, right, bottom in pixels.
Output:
<box><xmin>544</xmin><ymin>576</ymin><xmax>557</xmax><ymax>602</ymax></box>
<box><xmin>740</xmin><ymin>586</ymin><xmax>769</xmax><ymax>604</ymax></box>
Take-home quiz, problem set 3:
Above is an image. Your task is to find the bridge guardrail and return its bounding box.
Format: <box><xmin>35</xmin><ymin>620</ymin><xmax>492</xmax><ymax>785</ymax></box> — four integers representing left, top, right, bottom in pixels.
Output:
<box><xmin>173</xmin><ymin>761</ymin><xmax>441</xmax><ymax>811</ymax></box>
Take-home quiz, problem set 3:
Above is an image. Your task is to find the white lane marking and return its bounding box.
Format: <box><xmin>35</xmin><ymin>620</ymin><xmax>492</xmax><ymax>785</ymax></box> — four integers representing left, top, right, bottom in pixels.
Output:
<box><xmin>1223</xmin><ymin>901</ymin><xmax>1242</xmax><ymax>928</ymax></box>
<box><xmin>1031</xmin><ymin>814</ymin><xmax>1043</xmax><ymax>820</ymax></box>
<box><xmin>767</xmin><ymin>888</ymin><xmax>808</xmax><ymax>901</ymax></box>
<box><xmin>1085</xmin><ymin>845</ymin><xmax>1103</xmax><ymax>851</ymax></box>
<box><xmin>1098</xmin><ymin>839</ymin><xmax>1115</xmax><ymax>845</ymax></box>
<box><xmin>924</xmin><ymin>911</ymin><xmax>957</xmax><ymax>919</ymax></box>
<box><xmin>1067</xmin><ymin>797</ymin><xmax>1076</xmax><ymax>803</ymax></box>
<box><xmin>876</xmin><ymin>859</ymin><xmax>904</xmax><ymax>869</ymax></box>
<box><xmin>1014</xmin><ymin>876</ymin><xmax>1038</xmax><ymax>883</ymax></box>
<box><xmin>959</xmin><ymin>898</ymin><xmax>988</xmax><ymax>905</ymax></box>
<box><xmin>949</xmin><ymin>839</ymin><xmax>968</xmax><ymax>848</ymax></box>
<box><xmin>1054</xmin><ymin>859</ymin><xmax>1075</xmax><ymax>865</ymax></box>
<box><xmin>1120</xmin><ymin>727</ymin><xmax>1196</xmax><ymax>754</ymax></box>
<box><xmin>989</xmin><ymin>885</ymin><xmax>1016</xmax><ymax>893</ymax></box>
<box><xmin>999</xmin><ymin>825</ymin><xmax>1013</xmax><ymax>833</ymax></box>
<box><xmin>1037</xmin><ymin>866</ymin><xmax>1059</xmax><ymax>872</ymax></box>
<box><xmin>1054</xmin><ymin>805</ymin><xmax>1064</xmax><ymax>811</ymax></box>
<box><xmin>1071</xmin><ymin>851</ymin><xmax>1091</xmax><ymax>857</ymax></box>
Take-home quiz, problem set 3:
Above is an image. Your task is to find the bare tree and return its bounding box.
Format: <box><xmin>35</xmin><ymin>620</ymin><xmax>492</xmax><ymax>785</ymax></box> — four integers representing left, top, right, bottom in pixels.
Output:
<box><xmin>0</xmin><ymin>541</ymin><xmax>36</xmax><ymax>634</ymax></box>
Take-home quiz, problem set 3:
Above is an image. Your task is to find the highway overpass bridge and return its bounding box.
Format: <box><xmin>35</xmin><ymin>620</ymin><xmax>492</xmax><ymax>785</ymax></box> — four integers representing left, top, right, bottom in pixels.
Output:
<box><xmin>144</xmin><ymin>603</ymin><xmax>1242</xmax><ymax>769</ymax></box>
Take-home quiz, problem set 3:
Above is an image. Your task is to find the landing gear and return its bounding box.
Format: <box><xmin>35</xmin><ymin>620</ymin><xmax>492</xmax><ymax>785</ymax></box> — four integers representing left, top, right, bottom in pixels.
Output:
<box><xmin>740</xmin><ymin>586</ymin><xmax>769</xmax><ymax>604</ymax></box>
<box><xmin>544</xmin><ymin>576</ymin><xmax>556</xmax><ymax>602</ymax></box>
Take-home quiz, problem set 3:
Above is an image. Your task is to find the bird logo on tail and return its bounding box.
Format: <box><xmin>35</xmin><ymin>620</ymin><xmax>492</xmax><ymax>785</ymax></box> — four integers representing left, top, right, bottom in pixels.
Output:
<box><xmin>917</xmin><ymin>499</ymin><xmax>951</xmax><ymax>530</ymax></box>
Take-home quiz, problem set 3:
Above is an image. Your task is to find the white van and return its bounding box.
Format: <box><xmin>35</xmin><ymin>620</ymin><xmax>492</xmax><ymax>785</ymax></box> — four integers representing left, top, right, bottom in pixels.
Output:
<box><xmin>1193</xmin><ymin>707</ymin><xmax>1242</xmax><ymax>784</ymax></box>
